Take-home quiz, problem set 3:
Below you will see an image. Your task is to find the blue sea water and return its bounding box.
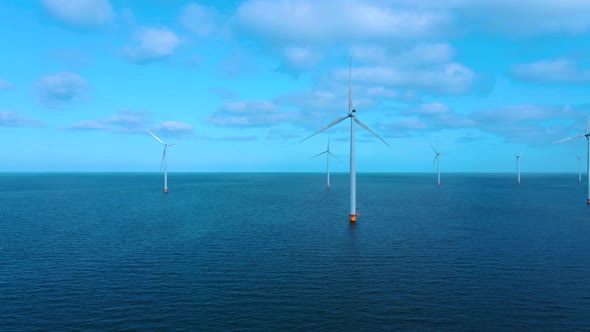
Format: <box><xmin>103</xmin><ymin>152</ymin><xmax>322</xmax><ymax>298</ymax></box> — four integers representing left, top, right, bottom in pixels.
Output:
<box><xmin>1</xmin><ymin>173</ymin><xmax>589</xmax><ymax>331</ymax></box>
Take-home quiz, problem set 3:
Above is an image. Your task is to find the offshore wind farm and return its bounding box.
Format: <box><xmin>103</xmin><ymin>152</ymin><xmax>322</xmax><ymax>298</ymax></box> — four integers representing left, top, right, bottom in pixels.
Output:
<box><xmin>2</xmin><ymin>1</ymin><xmax>590</xmax><ymax>331</ymax></box>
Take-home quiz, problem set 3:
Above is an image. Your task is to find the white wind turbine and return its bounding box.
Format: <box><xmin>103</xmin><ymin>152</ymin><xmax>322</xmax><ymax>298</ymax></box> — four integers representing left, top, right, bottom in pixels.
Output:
<box><xmin>300</xmin><ymin>59</ymin><xmax>390</xmax><ymax>223</ymax></box>
<box><xmin>147</xmin><ymin>129</ymin><xmax>176</xmax><ymax>193</ymax></box>
<box><xmin>513</xmin><ymin>152</ymin><xmax>524</xmax><ymax>184</ymax></box>
<box><xmin>431</xmin><ymin>146</ymin><xmax>446</xmax><ymax>187</ymax></box>
<box><xmin>310</xmin><ymin>134</ymin><xmax>340</xmax><ymax>189</ymax></box>
<box><xmin>554</xmin><ymin>118</ymin><xmax>590</xmax><ymax>203</ymax></box>
<box><xmin>577</xmin><ymin>154</ymin><xmax>582</xmax><ymax>183</ymax></box>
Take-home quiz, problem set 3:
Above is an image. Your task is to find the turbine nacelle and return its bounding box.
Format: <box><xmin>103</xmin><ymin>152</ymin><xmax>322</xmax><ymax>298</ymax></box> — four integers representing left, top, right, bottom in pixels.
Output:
<box><xmin>348</xmin><ymin>109</ymin><xmax>356</xmax><ymax>117</ymax></box>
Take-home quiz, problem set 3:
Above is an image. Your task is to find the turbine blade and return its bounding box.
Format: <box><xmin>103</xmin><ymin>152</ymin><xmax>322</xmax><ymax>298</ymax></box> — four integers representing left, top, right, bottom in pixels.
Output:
<box><xmin>348</xmin><ymin>57</ymin><xmax>352</xmax><ymax>113</ymax></box>
<box><xmin>329</xmin><ymin>151</ymin><xmax>343</xmax><ymax>163</ymax></box>
<box><xmin>147</xmin><ymin>129</ymin><xmax>165</xmax><ymax>145</ymax></box>
<box><xmin>160</xmin><ymin>148</ymin><xmax>166</xmax><ymax>170</ymax></box>
<box><xmin>432</xmin><ymin>155</ymin><xmax>438</xmax><ymax>165</ymax></box>
<box><xmin>167</xmin><ymin>143</ymin><xmax>176</xmax><ymax>147</ymax></box>
<box><xmin>553</xmin><ymin>134</ymin><xmax>585</xmax><ymax>144</ymax></box>
<box><xmin>310</xmin><ymin>151</ymin><xmax>328</xmax><ymax>159</ymax></box>
<box><xmin>519</xmin><ymin>152</ymin><xmax>524</xmax><ymax>157</ymax></box>
<box><xmin>300</xmin><ymin>116</ymin><xmax>348</xmax><ymax>143</ymax></box>
<box><xmin>354</xmin><ymin>118</ymin><xmax>390</xmax><ymax>147</ymax></box>
<box><xmin>431</xmin><ymin>145</ymin><xmax>438</xmax><ymax>154</ymax></box>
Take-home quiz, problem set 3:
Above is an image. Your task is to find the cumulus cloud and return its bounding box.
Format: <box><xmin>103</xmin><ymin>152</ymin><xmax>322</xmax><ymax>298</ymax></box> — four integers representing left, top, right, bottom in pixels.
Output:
<box><xmin>0</xmin><ymin>111</ymin><xmax>44</xmax><ymax>127</ymax></box>
<box><xmin>377</xmin><ymin>0</ymin><xmax>590</xmax><ymax>35</ymax></box>
<box><xmin>66</xmin><ymin>120</ymin><xmax>109</xmax><ymax>130</ymax></box>
<box><xmin>152</xmin><ymin>121</ymin><xmax>194</xmax><ymax>136</ymax></box>
<box><xmin>196</xmin><ymin>135</ymin><xmax>257</xmax><ymax>141</ymax></box>
<box><xmin>36</xmin><ymin>72</ymin><xmax>88</xmax><ymax>108</ymax></box>
<box><xmin>206</xmin><ymin>100</ymin><xmax>301</xmax><ymax>127</ymax></box>
<box><xmin>339</xmin><ymin>63</ymin><xmax>477</xmax><ymax>95</ymax></box>
<box><xmin>206</xmin><ymin>81</ymin><xmax>419</xmax><ymax>132</ymax></box>
<box><xmin>377</xmin><ymin>102</ymin><xmax>586</xmax><ymax>144</ymax></box>
<box><xmin>65</xmin><ymin>110</ymin><xmax>194</xmax><ymax>137</ymax></box>
<box><xmin>42</xmin><ymin>0</ymin><xmax>113</xmax><ymax>27</ymax></box>
<box><xmin>179</xmin><ymin>3</ymin><xmax>219</xmax><ymax>37</ymax></box>
<box><xmin>0</xmin><ymin>79</ymin><xmax>14</xmax><ymax>90</ymax></box>
<box><xmin>278</xmin><ymin>46</ymin><xmax>323</xmax><ymax>74</ymax></box>
<box><xmin>453</xmin><ymin>0</ymin><xmax>590</xmax><ymax>35</ymax></box>
<box><xmin>351</xmin><ymin>43</ymin><xmax>455</xmax><ymax>66</ymax></box>
<box><xmin>510</xmin><ymin>58</ymin><xmax>590</xmax><ymax>84</ymax></box>
<box><xmin>235</xmin><ymin>0</ymin><xmax>451</xmax><ymax>44</ymax></box>
<box><xmin>122</xmin><ymin>27</ymin><xmax>180</xmax><ymax>64</ymax></box>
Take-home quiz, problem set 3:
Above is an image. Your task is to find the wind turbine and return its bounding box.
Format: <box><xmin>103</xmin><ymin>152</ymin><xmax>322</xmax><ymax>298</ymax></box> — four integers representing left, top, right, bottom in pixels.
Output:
<box><xmin>577</xmin><ymin>154</ymin><xmax>582</xmax><ymax>183</ymax></box>
<box><xmin>300</xmin><ymin>59</ymin><xmax>390</xmax><ymax>223</ymax></box>
<box><xmin>513</xmin><ymin>152</ymin><xmax>524</xmax><ymax>184</ymax></box>
<box><xmin>146</xmin><ymin>129</ymin><xmax>176</xmax><ymax>193</ymax></box>
<box><xmin>310</xmin><ymin>134</ymin><xmax>340</xmax><ymax>189</ymax></box>
<box><xmin>554</xmin><ymin>118</ymin><xmax>590</xmax><ymax>203</ymax></box>
<box><xmin>431</xmin><ymin>146</ymin><xmax>445</xmax><ymax>187</ymax></box>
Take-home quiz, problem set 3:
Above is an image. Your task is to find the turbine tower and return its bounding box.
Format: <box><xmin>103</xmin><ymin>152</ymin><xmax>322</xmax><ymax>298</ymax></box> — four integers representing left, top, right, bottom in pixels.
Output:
<box><xmin>300</xmin><ymin>58</ymin><xmax>390</xmax><ymax>223</ymax></box>
<box><xmin>310</xmin><ymin>134</ymin><xmax>340</xmax><ymax>189</ymax></box>
<box><xmin>147</xmin><ymin>129</ymin><xmax>176</xmax><ymax>193</ymax></box>
<box><xmin>432</xmin><ymin>146</ymin><xmax>445</xmax><ymax>187</ymax></box>
<box><xmin>577</xmin><ymin>154</ymin><xmax>582</xmax><ymax>183</ymax></box>
<box><xmin>513</xmin><ymin>152</ymin><xmax>524</xmax><ymax>184</ymax></box>
<box><xmin>554</xmin><ymin>118</ymin><xmax>590</xmax><ymax>203</ymax></box>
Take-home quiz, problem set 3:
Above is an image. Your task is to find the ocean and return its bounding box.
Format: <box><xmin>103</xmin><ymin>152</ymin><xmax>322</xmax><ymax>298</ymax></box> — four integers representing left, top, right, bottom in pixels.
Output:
<box><xmin>1</xmin><ymin>173</ymin><xmax>589</xmax><ymax>330</ymax></box>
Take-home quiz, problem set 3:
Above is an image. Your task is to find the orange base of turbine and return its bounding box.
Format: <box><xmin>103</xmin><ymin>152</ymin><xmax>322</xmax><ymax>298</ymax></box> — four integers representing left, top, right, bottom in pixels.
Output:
<box><xmin>327</xmin><ymin>185</ymin><xmax>330</xmax><ymax>189</ymax></box>
<box><xmin>587</xmin><ymin>199</ymin><xmax>590</xmax><ymax>205</ymax></box>
<box><xmin>349</xmin><ymin>214</ymin><xmax>356</xmax><ymax>223</ymax></box>
<box><xmin>164</xmin><ymin>188</ymin><xmax>168</xmax><ymax>193</ymax></box>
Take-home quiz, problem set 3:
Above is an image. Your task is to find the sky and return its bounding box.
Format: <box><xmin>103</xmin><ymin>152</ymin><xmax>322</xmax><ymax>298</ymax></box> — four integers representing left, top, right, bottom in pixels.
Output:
<box><xmin>1</xmin><ymin>0</ymin><xmax>590</xmax><ymax>172</ymax></box>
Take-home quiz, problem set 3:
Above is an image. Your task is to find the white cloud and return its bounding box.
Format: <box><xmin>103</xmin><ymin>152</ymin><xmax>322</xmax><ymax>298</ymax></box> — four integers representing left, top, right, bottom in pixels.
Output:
<box><xmin>279</xmin><ymin>46</ymin><xmax>322</xmax><ymax>73</ymax></box>
<box><xmin>66</xmin><ymin>120</ymin><xmax>109</xmax><ymax>130</ymax></box>
<box><xmin>36</xmin><ymin>72</ymin><xmax>88</xmax><ymax>108</ymax></box>
<box><xmin>0</xmin><ymin>111</ymin><xmax>44</xmax><ymax>127</ymax></box>
<box><xmin>382</xmin><ymin>0</ymin><xmax>590</xmax><ymax>35</ymax></box>
<box><xmin>341</xmin><ymin>63</ymin><xmax>477</xmax><ymax>95</ymax></box>
<box><xmin>454</xmin><ymin>0</ymin><xmax>590</xmax><ymax>35</ymax></box>
<box><xmin>65</xmin><ymin>110</ymin><xmax>194</xmax><ymax>137</ymax></box>
<box><xmin>411</xmin><ymin>102</ymin><xmax>450</xmax><ymax>115</ymax></box>
<box><xmin>42</xmin><ymin>0</ymin><xmax>113</xmax><ymax>27</ymax></box>
<box><xmin>235</xmin><ymin>0</ymin><xmax>451</xmax><ymax>44</ymax></box>
<box><xmin>351</xmin><ymin>43</ymin><xmax>455</xmax><ymax>66</ymax></box>
<box><xmin>0</xmin><ymin>79</ymin><xmax>14</xmax><ymax>90</ymax></box>
<box><xmin>378</xmin><ymin>102</ymin><xmax>585</xmax><ymax>143</ymax></box>
<box><xmin>179</xmin><ymin>3</ymin><xmax>219</xmax><ymax>37</ymax></box>
<box><xmin>206</xmin><ymin>100</ymin><xmax>301</xmax><ymax>127</ymax></box>
<box><xmin>474</xmin><ymin>104</ymin><xmax>576</xmax><ymax>123</ymax></box>
<box><xmin>510</xmin><ymin>58</ymin><xmax>590</xmax><ymax>84</ymax></box>
<box><xmin>153</xmin><ymin>121</ymin><xmax>194</xmax><ymax>135</ymax></box>
<box><xmin>122</xmin><ymin>27</ymin><xmax>180</xmax><ymax>64</ymax></box>
<box><xmin>197</xmin><ymin>135</ymin><xmax>257</xmax><ymax>141</ymax></box>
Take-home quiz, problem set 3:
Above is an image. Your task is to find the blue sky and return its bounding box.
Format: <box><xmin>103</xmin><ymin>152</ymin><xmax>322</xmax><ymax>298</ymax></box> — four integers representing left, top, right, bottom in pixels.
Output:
<box><xmin>2</xmin><ymin>0</ymin><xmax>590</xmax><ymax>172</ymax></box>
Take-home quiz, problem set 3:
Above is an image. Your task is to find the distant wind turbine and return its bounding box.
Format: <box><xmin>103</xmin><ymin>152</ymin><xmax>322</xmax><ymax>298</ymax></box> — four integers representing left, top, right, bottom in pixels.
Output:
<box><xmin>554</xmin><ymin>118</ymin><xmax>590</xmax><ymax>203</ymax></box>
<box><xmin>300</xmin><ymin>58</ymin><xmax>390</xmax><ymax>223</ymax></box>
<box><xmin>513</xmin><ymin>152</ymin><xmax>524</xmax><ymax>184</ymax></box>
<box><xmin>577</xmin><ymin>154</ymin><xmax>582</xmax><ymax>183</ymax></box>
<box><xmin>432</xmin><ymin>146</ymin><xmax>445</xmax><ymax>187</ymax></box>
<box><xmin>310</xmin><ymin>134</ymin><xmax>340</xmax><ymax>189</ymax></box>
<box><xmin>147</xmin><ymin>129</ymin><xmax>176</xmax><ymax>193</ymax></box>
